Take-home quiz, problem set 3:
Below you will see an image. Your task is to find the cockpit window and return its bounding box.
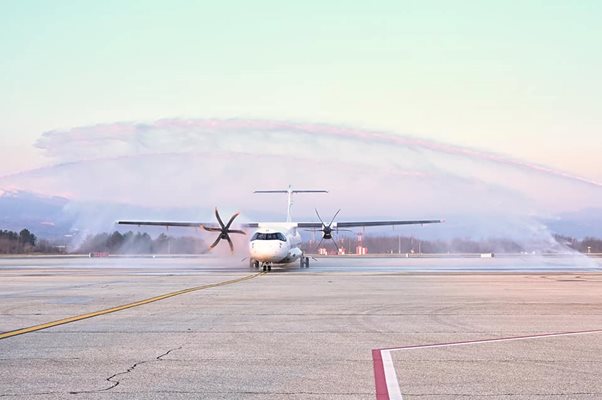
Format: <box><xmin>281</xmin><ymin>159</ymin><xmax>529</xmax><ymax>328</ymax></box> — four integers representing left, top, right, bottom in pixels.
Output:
<box><xmin>251</xmin><ymin>232</ymin><xmax>287</xmax><ymax>241</ymax></box>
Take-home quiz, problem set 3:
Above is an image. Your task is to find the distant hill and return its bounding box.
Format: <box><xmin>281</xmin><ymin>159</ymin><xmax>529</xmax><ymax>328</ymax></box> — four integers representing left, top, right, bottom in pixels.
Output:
<box><xmin>0</xmin><ymin>190</ymin><xmax>217</xmax><ymax>240</ymax></box>
<box><xmin>544</xmin><ymin>208</ymin><xmax>602</xmax><ymax>239</ymax></box>
<box><xmin>0</xmin><ymin>191</ymin><xmax>71</xmax><ymax>238</ymax></box>
<box><xmin>0</xmin><ymin>190</ymin><xmax>600</xmax><ymax>241</ymax></box>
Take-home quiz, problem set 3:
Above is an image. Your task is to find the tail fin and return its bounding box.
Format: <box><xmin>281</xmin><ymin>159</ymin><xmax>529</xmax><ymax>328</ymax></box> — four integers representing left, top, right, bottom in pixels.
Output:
<box><xmin>254</xmin><ymin>185</ymin><xmax>327</xmax><ymax>222</ymax></box>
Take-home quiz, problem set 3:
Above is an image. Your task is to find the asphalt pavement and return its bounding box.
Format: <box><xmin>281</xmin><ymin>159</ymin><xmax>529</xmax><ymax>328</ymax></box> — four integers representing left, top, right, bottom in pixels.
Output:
<box><xmin>1</xmin><ymin>256</ymin><xmax>601</xmax><ymax>399</ymax></box>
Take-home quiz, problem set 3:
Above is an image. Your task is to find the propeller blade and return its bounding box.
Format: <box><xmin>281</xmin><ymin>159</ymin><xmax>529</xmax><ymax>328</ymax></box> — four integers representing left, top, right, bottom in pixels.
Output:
<box><xmin>328</xmin><ymin>209</ymin><xmax>341</xmax><ymax>227</ymax></box>
<box><xmin>209</xmin><ymin>236</ymin><xmax>222</xmax><ymax>249</ymax></box>
<box><xmin>225</xmin><ymin>212</ymin><xmax>240</xmax><ymax>230</ymax></box>
<box><xmin>330</xmin><ymin>237</ymin><xmax>340</xmax><ymax>254</ymax></box>
<box><xmin>214</xmin><ymin>208</ymin><xmax>225</xmax><ymax>229</ymax></box>
<box><xmin>207</xmin><ymin>208</ymin><xmax>243</xmax><ymax>253</ymax></box>
<box><xmin>314</xmin><ymin>237</ymin><xmax>324</xmax><ymax>253</ymax></box>
<box><xmin>315</xmin><ymin>208</ymin><xmax>325</xmax><ymax>225</ymax></box>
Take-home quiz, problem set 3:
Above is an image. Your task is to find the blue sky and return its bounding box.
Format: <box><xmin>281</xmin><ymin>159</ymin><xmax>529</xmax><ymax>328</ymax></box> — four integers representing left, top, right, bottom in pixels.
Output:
<box><xmin>1</xmin><ymin>0</ymin><xmax>601</xmax><ymax>181</ymax></box>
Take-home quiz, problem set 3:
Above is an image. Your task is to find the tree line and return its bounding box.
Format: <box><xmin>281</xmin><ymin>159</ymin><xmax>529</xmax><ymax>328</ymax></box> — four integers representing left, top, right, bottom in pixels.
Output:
<box><xmin>76</xmin><ymin>231</ymin><xmax>208</xmax><ymax>254</ymax></box>
<box><xmin>553</xmin><ymin>235</ymin><xmax>602</xmax><ymax>254</ymax></box>
<box><xmin>2</xmin><ymin>227</ymin><xmax>601</xmax><ymax>255</ymax></box>
<box><xmin>0</xmin><ymin>229</ymin><xmax>62</xmax><ymax>254</ymax></box>
<box><xmin>304</xmin><ymin>234</ymin><xmax>602</xmax><ymax>254</ymax></box>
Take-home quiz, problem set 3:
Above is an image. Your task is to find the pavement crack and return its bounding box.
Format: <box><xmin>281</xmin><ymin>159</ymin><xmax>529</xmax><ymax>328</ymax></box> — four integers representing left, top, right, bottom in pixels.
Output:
<box><xmin>156</xmin><ymin>346</ymin><xmax>182</xmax><ymax>360</ymax></box>
<box><xmin>69</xmin><ymin>345</ymin><xmax>183</xmax><ymax>395</ymax></box>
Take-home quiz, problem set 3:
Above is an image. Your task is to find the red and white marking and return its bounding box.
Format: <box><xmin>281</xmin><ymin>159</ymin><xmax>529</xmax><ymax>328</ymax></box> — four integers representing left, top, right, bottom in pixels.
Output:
<box><xmin>372</xmin><ymin>328</ymin><xmax>602</xmax><ymax>400</ymax></box>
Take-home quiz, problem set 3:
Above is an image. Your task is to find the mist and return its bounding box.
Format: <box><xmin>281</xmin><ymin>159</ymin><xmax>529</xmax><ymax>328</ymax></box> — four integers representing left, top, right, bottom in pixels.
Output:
<box><xmin>1</xmin><ymin>118</ymin><xmax>601</xmax><ymax>251</ymax></box>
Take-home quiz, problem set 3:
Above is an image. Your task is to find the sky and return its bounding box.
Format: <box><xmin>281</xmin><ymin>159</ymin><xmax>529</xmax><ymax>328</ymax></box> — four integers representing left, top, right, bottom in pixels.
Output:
<box><xmin>1</xmin><ymin>1</ymin><xmax>601</xmax><ymax>182</ymax></box>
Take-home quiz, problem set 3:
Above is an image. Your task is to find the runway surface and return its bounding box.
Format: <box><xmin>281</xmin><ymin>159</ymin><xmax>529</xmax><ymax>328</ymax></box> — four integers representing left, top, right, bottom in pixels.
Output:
<box><xmin>1</xmin><ymin>255</ymin><xmax>602</xmax><ymax>399</ymax></box>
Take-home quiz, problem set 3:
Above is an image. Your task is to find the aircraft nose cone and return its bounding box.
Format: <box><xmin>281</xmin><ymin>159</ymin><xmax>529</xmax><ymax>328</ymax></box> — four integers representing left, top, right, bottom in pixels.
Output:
<box><xmin>250</xmin><ymin>241</ymin><xmax>288</xmax><ymax>262</ymax></box>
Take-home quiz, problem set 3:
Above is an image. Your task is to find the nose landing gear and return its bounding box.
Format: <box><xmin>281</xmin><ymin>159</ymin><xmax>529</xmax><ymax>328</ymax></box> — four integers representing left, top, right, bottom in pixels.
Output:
<box><xmin>251</xmin><ymin>258</ymin><xmax>272</xmax><ymax>272</ymax></box>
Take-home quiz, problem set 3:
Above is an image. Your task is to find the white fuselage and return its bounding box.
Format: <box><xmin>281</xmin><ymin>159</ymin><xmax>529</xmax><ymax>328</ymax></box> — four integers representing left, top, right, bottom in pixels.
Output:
<box><xmin>249</xmin><ymin>223</ymin><xmax>303</xmax><ymax>264</ymax></box>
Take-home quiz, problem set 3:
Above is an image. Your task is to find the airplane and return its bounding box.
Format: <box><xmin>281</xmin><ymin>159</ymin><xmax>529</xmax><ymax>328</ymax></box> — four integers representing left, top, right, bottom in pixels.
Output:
<box><xmin>117</xmin><ymin>186</ymin><xmax>442</xmax><ymax>272</ymax></box>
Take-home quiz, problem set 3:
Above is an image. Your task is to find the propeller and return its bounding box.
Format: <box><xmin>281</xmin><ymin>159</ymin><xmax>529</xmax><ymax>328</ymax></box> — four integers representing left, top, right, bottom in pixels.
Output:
<box><xmin>312</xmin><ymin>209</ymin><xmax>350</xmax><ymax>254</ymax></box>
<box><xmin>202</xmin><ymin>208</ymin><xmax>246</xmax><ymax>253</ymax></box>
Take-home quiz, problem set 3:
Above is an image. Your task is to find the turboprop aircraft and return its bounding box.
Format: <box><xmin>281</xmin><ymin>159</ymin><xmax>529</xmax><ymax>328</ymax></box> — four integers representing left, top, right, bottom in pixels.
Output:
<box><xmin>117</xmin><ymin>186</ymin><xmax>442</xmax><ymax>272</ymax></box>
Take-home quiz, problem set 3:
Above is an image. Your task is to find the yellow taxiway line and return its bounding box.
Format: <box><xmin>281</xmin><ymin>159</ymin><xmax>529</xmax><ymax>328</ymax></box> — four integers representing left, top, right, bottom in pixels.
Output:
<box><xmin>0</xmin><ymin>272</ymin><xmax>263</xmax><ymax>340</ymax></box>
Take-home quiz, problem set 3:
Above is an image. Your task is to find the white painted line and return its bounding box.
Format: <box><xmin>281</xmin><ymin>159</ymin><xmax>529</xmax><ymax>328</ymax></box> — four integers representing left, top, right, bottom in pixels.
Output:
<box><xmin>386</xmin><ymin>329</ymin><xmax>602</xmax><ymax>353</ymax></box>
<box><xmin>381</xmin><ymin>350</ymin><xmax>403</xmax><ymax>400</ymax></box>
<box><xmin>375</xmin><ymin>328</ymin><xmax>602</xmax><ymax>399</ymax></box>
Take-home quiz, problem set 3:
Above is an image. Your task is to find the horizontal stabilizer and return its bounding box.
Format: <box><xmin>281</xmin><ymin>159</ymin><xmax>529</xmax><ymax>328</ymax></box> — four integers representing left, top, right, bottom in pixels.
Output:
<box><xmin>254</xmin><ymin>190</ymin><xmax>328</xmax><ymax>194</ymax></box>
<box><xmin>254</xmin><ymin>186</ymin><xmax>328</xmax><ymax>223</ymax></box>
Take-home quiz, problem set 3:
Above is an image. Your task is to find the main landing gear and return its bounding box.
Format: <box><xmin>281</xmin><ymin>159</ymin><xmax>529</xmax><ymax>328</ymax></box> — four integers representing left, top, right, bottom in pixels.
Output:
<box><xmin>262</xmin><ymin>263</ymin><xmax>272</xmax><ymax>272</ymax></box>
<box><xmin>300</xmin><ymin>256</ymin><xmax>310</xmax><ymax>269</ymax></box>
<box><xmin>249</xmin><ymin>259</ymin><xmax>260</xmax><ymax>269</ymax></box>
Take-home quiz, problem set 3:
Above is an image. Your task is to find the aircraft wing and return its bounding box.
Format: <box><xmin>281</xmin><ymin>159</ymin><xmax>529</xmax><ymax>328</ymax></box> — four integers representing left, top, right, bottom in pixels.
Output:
<box><xmin>116</xmin><ymin>220</ymin><xmax>260</xmax><ymax>228</ymax></box>
<box><xmin>296</xmin><ymin>219</ymin><xmax>442</xmax><ymax>229</ymax></box>
<box><xmin>117</xmin><ymin>220</ymin><xmax>206</xmax><ymax>228</ymax></box>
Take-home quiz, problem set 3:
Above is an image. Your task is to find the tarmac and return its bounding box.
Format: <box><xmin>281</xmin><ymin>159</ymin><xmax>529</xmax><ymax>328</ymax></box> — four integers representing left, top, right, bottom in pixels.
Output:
<box><xmin>1</xmin><ymin>255</ymin><xmax>602</xmax><ymax>399</ymax></box>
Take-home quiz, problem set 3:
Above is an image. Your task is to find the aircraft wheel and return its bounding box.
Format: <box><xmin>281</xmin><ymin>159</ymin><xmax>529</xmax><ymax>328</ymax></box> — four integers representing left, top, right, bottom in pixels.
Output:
<box><xmin>305</xmin><ymin>257</ymin><xmax>310</xmax><ymax>268</ymax></box>
<box><xmin>262</xmin><ymin>264</ymin><xmax>267</xmax><ymax>272</ymax></box>
<box><xmin>253</xmin><ymin>260</ymin><xmax>259</xmax><ymax>269</ymax></box>
<box><xmin>300</xmin><ymin>257</ymin><xmax>304</xmax><ymax>269</ymax></box>
<box><xmin>267</xmin><ymin>264</ymin><xmax>272</xmax><ymax>272</ymax></box>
